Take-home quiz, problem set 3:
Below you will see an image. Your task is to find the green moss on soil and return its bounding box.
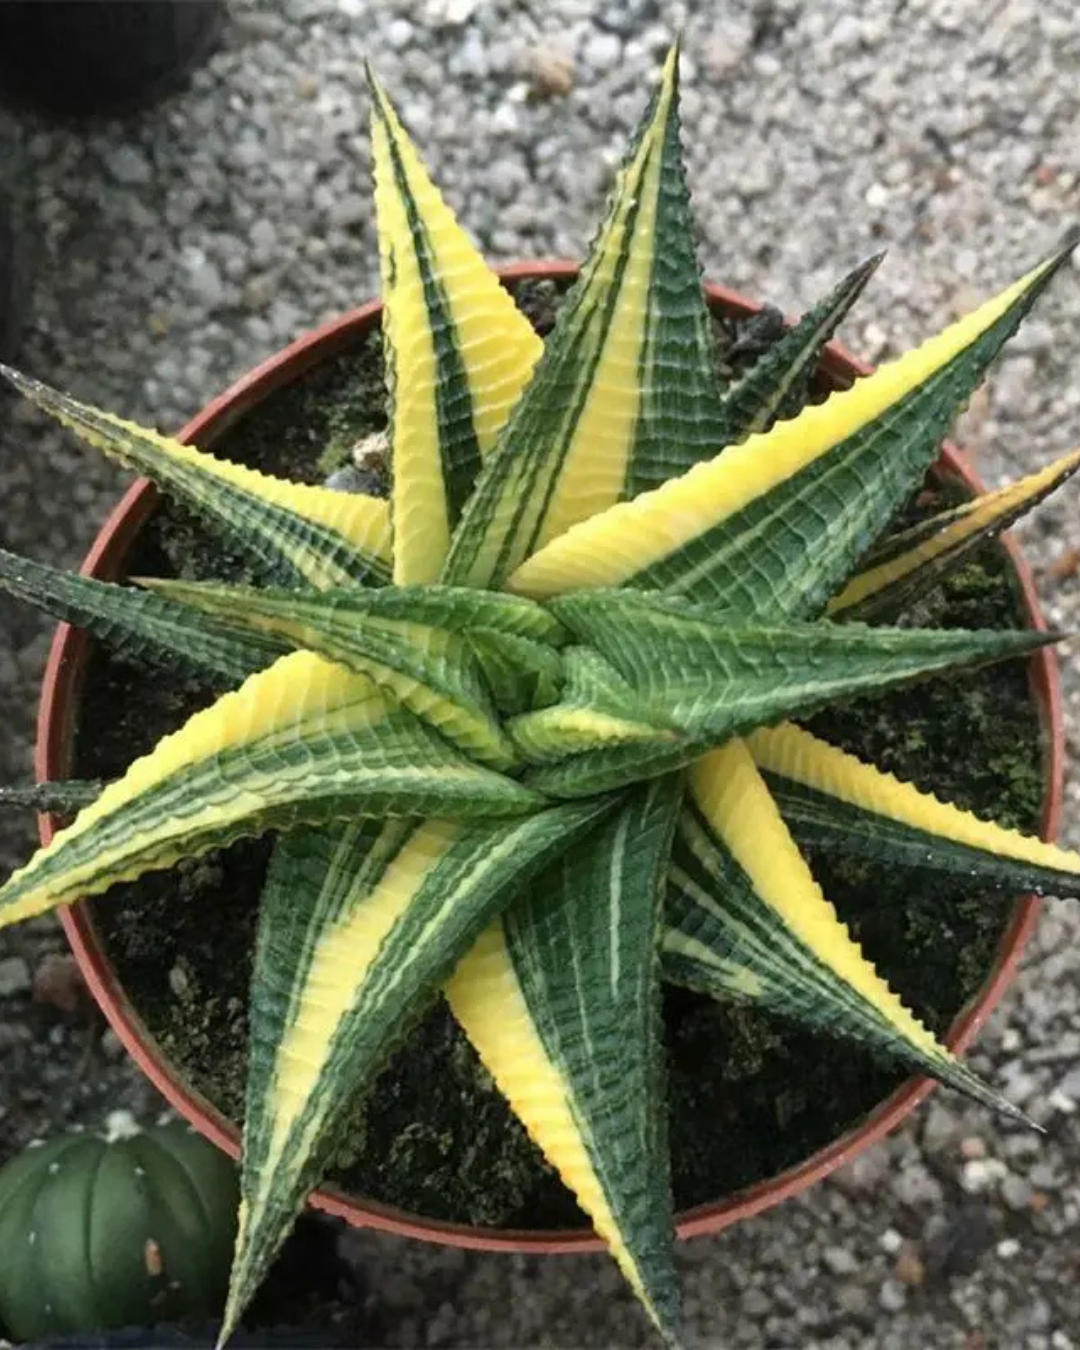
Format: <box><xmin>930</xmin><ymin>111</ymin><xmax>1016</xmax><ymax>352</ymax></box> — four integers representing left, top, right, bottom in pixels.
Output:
<box><xmin>79</xmin><ymin>279</ymin><xmax>1045</xmax><ymax>1232</ymax></box>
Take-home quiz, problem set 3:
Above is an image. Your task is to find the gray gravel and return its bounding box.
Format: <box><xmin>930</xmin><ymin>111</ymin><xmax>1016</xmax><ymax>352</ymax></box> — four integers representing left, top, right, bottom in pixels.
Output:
<box><xmin>2</xmin><ymin>1</ymin><xmax>1080</xmax><ymax>1346</ymax></box>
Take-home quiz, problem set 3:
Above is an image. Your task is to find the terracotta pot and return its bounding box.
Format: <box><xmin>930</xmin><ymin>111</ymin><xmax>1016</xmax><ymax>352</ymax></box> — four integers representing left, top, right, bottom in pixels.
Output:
<box><xmin>37</xmin><ymin>262</ymin><xmax>1063</xmax><ymax>1254</ymax></box>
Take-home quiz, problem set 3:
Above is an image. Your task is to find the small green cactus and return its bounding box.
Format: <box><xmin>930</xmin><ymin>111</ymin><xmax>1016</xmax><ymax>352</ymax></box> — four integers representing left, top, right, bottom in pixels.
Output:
<box><xmin>0</xmin><ymin>1117</ymin><xmax>238</xmax><ymax>1341</ymax></box>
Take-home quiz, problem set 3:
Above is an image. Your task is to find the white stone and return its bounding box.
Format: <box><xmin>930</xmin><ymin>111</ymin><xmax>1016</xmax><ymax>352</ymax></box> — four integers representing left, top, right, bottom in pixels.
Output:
<box><xmin>0</xmin><ymin>957</ymin><xmax>30</xmax><ymax>998</ymax></box>
<box><xmin>582</xmin><ymin>31</ymin><xmax>622</xmax><ymax>73</ymax></box>
<box><xmin>961</xmin><ymin>1158</ymin><xmax>1009</xmax><ymax>1193</ymax></box>
<box><xmin>879</xmin><ymin>1228</ymin><xmax>903</xmax><ymax>1254</ymax></box>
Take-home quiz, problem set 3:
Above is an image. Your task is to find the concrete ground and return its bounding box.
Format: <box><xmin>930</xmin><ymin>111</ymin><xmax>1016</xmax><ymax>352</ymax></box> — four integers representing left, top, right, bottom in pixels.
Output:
<box><xmin>1</xmin><ymin>1</ymin><xmax>1079</xmax><ymax>1346</ymax></box>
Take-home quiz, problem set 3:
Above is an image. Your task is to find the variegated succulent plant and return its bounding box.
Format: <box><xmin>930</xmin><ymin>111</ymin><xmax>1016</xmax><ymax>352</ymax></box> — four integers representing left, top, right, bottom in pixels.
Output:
<box><xmin>3</xmin><ymin>46</ymin><xmax>1080</xmax><ymax>1347</ymax></box>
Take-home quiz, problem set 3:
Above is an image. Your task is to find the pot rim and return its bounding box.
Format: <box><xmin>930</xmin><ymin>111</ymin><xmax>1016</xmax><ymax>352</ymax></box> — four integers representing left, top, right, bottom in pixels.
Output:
<box><xmin>37</xmin><ymin>260</ymin><xmax>1061</xmax><ymax>1253</ymax></box>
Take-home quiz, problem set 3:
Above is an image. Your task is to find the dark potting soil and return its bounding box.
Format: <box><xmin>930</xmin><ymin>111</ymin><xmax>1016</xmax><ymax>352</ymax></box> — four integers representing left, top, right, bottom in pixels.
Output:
<box><xmin>77</xmin><ymin>278</ymin><xmax>1044</xmax><ymax>1232</ymax></box>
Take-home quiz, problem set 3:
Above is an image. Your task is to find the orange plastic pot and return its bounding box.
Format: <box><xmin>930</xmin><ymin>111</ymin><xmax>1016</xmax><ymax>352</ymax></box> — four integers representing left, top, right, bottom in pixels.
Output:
<box><xmin>37</xmin><ymin>262</ymin><xmax>1063</xmax><ymax>1253</ymax></box>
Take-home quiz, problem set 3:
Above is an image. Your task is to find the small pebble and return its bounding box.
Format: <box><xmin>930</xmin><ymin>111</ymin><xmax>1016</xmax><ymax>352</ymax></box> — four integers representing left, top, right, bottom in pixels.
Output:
<box><xmin>0</xmin><ymin>956</ymin><xmax>31</xmax><ymax>998</ymax></box>
<box><xmin>1001</xmin><ymin>1174</ymin><xmax>1034</xmax><ymax>1211</ymax></box>
<box><xmin>895</xmin><ymin>1247</ymin><xmax>925</xmax><ymax>1287</ymax></box>
<box><xmin>961</xmin><ymin>1158</ymin><xmax>1008</xmax><ymax>1194</ymax></box>
<box><xmin>187</xmin><ymin>259</ymin><xmax>226</xmax><ymax>309</ymax></box>
<box><xmin>879</xmin><ymin>1278</ymin><xmax>907</xmax><ymax>1312</ymax></box>
<box><xmin>879</xmin><ymin>1228</ymin><xmax>904</xmax><ymax>1254</ymax></box>
<box><xmin>529</xmin><ymin>45</ymin><xmax>575</xmax><ymax>98</ymax></box>
<box><xmin>1029</xmin><ymin>1163</ymin><xmax>1061</xmax><ymax>1191</ymax></box>
<box><xmin>836</xmin><ymin>1283</ymin><xmax>871</xmax><ymax>1317</ymax></box>
<box><xmin>32</xmin><ymin>953</ymin><xmax>85</xmax><ymax>1014</ymax></box>
<box><xmin>833</xmin><ymin>1148</ymin><xmax>889</xmax><ymax>1194</ymax></box>
<box><xmin>386</xmin><ymin>18</ymin><xmax>413</xmax><ymax>49</ymax></box>
<box><xmin>823</xmin><ymin>1246</ymin><xmax>859</xmax><ymax>1276</ymax></box>
<box><xmin>104</xmin><ymin>144</ymin><xmax>153</xmax><ymax>187</ymax></box>
<box><xmin>100</xmin><ymin>1028</ymin><xmax>125</xmax><ymax>1061</ymax></box>
<box><xmin>104</xmin><ymin>1110</ymin><xmax>140</xmax><ymax>1141</ymax></box>
<box><xmin>581</xmin><ymin>30</ymin><xmax>622</xmax><ymax>73</ymax></box>
<box><xmin>893</xmin><ymin>1163</ymin><xmax>944</xmax><ymax>1209</ymax></box>
<box><xmin>168</xmin><ymin>964</ymin><xmax>191</xmax><ymax>1000</ymax></box>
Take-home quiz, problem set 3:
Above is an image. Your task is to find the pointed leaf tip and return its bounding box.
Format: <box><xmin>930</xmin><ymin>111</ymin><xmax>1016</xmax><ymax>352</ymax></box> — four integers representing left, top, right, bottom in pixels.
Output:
<box><xmin>703</xmin><ymin>253</ymin><xmax>888</xmax><ymax>453</ymax></box>
<box><xmin>832</xmin><ymin>445</ymin><xmax>1080</xmax><ymax>621</ymax></box>
<box><xmin>0</xmin><ymin>363</ymin><xmax>41</xmax><ymax>399</ymax></box>
<box><xmin>2</xmin><ymin>375</ymin><xmax>392</xmax><ymax>590</ymax></box>
<box><xmin>661</xmin><ymin>37</ymin><xmax>680</xmax><ymax>83</ymax></box>
<box><xmin>365</xmin><ymin>60</ymin><xmax>392</xmax><ymax>113</ymax></box>
<box><xmin>510</xmin><ymin>241</ymin><xmax>1073</xmax><ymax>611</ymax></box>
<box><xmin>227</xmin><ymin>803</ymin><xmax>612</xmax><ymax>1341</ymax></box>
<box><xmin>853</xmin><ymin>249</ymin><xmax>886</xmax><ymax>284</ymax></box>
<box><xmin>1057</xmin><ymin>222</ymin><xmax>1080</xmax><ymax>255</ymax></box>
<box><xmin>670</xmin><ymin>742</ymin><xmax>1027</xmax><ymax>1126</ymax></box>
<box><xmin>751</xmin><ymin>721</ymin><xmax>1080</xmax><ymax>901</ymax></box>
<box><xmin>448</xmin><ymin>779</ymin><xmax>684</xmax><ymax>1344</ymax></box>
<box><xmin>371</xmin><ymin>69</ymin><xmax>543</xmax><ymax>583</ymax></box>
<box><xmin>444</xmin><ymin>39</ymin><xmax>723</xmax><ymax>584</ymax></box>
<box><xmin>1032</xmin><ymin>229</ymin><xmax>1079</xmax><ymax>284</ymax></box>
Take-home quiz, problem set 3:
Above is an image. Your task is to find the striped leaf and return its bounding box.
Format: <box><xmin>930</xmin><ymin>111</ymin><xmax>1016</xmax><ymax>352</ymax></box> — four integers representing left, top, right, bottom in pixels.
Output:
<box><xmin>140</xmin><ymin>577</ymin><xmax>566</xmax><ymax>646</ymax></box>
<box><xmin>446</xmin><ymin>777</ymin><xmax>684</xmax><ymax>1344</ymax></box>
<box><xmin>712</xmin><ymin>253</ymin><xmax>882</xmax><ymax>444</ymax></box>
<box><xmin>830</xmin><ymin>446</ymin><xmax>1080</xmax><ymax>621</ymax></box>
<box><xmin>507</xmin><ymin>645</ymin><xmax>682</xmax><ymax>765</ymax></box>
<box><xmin>0</xmin><ymin>367</ymin><xmax>392</xmax><ymax>590</ymax></box>
<box><xmin>529</xmin><ymin>589</ymin><xmax>1054</xmax><ymax>795</ymax></box>
<box><xmin>0</xmin><ymin>651</ymin><xmax>543</xmax><ymax>929</ymax></box>
<box><xmin>466</xmin><ymin>629</ymin><xmax>565</xmax><ymax>715</ymax></box>
<box><xmin>443</xmin><ymin>42</ymin><xmax>726</xmax><ymax>590</ymax></box>
<box><xmin>664</xmin><ymin>741</ymin><xmax>1025</xmax><ymax>1120</ymax></box>
<box><xmin>369</xmin><ymin>70</ymin><xmax>544</xmax><ymax>583</ymax></box>
<box><xmin>222</xmin><ymin>800</ymin><xmax>613</xmax><ymax>1342</ymax></box>
<box><xmin>137</xmin><ymin>579</ymin><xmax>557</xmax><ymax>770</ymax></box>
<box><xmin>508</xmin><ymin>239</ymin><xmax>1075</xmax><ymax>613</ymax></box>
<box><xmin>0</xmin><ymin>780</ymin><xmax>103</xmax><ymax>814</ymax></box>
<box><xmin>749</xmin><ymin>723</ymin><xmax>1080</xmax><ymax>898</ymax></box>
<box><xmin>0</xmin><ymin>547</ymin><xmax>282</xmax><ymax>685</ymax></box>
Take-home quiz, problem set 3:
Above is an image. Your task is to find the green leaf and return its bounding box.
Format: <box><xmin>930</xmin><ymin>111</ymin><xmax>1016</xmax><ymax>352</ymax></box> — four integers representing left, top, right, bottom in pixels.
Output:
<box><xmin>138</xmin><ymin>579</ymin><xmax>557</xmax><ymax>770</ymax></box>
<box><xmin>369</xmin><ymin>69</ymin><xmax>544</xmax><ymax>583</ymax></box>
<box><xmin>443</xmin><ymin>43</ymin><xmax>726</xmax><ymax>590</ymax></box>
<box><xmin>664</xmin><ymin>741</ymin><xmax>1027</xmax><ymax>1121</ymax></box>
<box><xmin>446</xmin><ymin>776</ymin><xmax>684</xmax><ymax>1345</ymax></box>
<box><xmin>221</xmin><ymin>800</ymin><xmax>612</xmax><ymax>1343</ymax></box>
<box><xmin>830</xmin><ymin>446</ymin><xmax>1080</xmax><ymax>621</ymax></box>
<box><xmin>466</xmin><ymin>629</ymin><xmax>565</xmax><ymax>715</ymax></box>
<box><xmin>0</xmin><ymin>780</ymin><xmax>104</xmax><ymax>814</ymax></box>
<box><xmin>712</xmin><ymin>253</ymin><xmax>882</xmax><ymax>444</ymax></box>
<box><xmin>0</xmin><ymin>366</ymin><xmax>392</xmax><ymax>590</ymax></box>
<box><xmin>0</xmin><ymin>547</ymin><xmax>283</xmax><ymax>685</ymax></box>
<box><xmin>0</xmin><ymin>651</ymin><xmax>544</xmax><ymax>930</ymax></box>
<box><xmin>140</xmin><ymin>577</ymin><xmax>566</xmax><ymax>646</ymax></box>
<box><xmin>528</xmin><ymin>588</ymin><xmax>1054</xmax><ymax>795</ymax></box>
<box><xmin>507</xmin><ymin>645</ymin><xmax>682</xmax><ymax>764</ymax></box>
<box><xmin>509</xmin><ymin>238</ymin><xmax>1076</xmax><ymax>614</ymax></box>
<box><xmin>748</xmin><ymin>723</ymin><xmax>1080</xmax><ymax>898</ymax></box>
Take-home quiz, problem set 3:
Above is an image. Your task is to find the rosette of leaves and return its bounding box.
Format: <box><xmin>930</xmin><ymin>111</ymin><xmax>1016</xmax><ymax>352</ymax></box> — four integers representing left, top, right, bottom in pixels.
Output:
<box><xmin>3</xmin><ymin>46</ymin><xmax>1080</xmax><ymax>1347</ymax></box>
